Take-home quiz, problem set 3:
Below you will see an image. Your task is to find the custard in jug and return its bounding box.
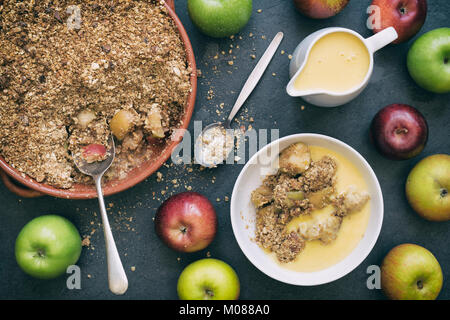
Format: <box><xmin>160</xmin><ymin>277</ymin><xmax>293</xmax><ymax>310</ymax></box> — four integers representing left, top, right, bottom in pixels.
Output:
<box><xmin>294</xmin><ymin>32</ymin><xmax>370</xmax><ymax>93</ymax></box>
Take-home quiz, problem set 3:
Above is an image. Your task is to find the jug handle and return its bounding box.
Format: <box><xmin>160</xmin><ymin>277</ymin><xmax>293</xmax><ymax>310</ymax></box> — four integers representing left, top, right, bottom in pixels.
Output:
<box><xmin>366</xmin><ymin>27</ymin><xmax>398</xmax><ymax>53</ymax></box>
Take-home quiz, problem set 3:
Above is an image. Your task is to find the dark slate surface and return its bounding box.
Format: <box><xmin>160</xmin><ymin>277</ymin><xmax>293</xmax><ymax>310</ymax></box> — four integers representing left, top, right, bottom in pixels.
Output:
<box><xmin>0</xmin><ymin>0</ymin><xmax>448</xmax><ymax>300</ymax></box>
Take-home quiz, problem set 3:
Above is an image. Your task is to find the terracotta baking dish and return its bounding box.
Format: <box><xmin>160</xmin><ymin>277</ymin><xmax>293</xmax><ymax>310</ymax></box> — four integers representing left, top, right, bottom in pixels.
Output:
<box><xmin>0</xmin><ymin>0</ymin><xmax>197</xmax><ymax>199</ymax></box>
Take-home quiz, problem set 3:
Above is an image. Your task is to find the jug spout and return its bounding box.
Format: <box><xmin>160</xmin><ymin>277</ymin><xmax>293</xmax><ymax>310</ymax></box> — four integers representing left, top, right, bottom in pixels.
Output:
<box><xmin>286</xmin><ymin>78</ymin><xmax>324</xmax><ymax>99</ymax></box>
<box><xmin>287</xmin><ymin>81</ymin><xmax>311</xmax><ymax>97</ymax></box>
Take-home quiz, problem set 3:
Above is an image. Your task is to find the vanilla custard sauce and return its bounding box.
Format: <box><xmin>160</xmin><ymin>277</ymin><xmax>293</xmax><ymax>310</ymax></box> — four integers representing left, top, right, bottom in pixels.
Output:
<box><xmin>294</xmin><ymin>32</ymin><xmax>370</xmax><ymax>93</ymax></box>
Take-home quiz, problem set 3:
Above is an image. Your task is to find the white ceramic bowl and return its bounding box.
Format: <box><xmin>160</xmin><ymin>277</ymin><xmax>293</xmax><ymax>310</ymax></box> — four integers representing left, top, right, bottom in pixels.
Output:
<box><xmin>230</xmin><ymin>134</ymin><xmax>383</xmax><ymax>286</ymax></box>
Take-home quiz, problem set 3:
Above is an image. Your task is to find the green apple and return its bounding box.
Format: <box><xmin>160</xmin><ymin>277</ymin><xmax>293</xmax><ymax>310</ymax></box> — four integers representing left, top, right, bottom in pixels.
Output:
<box><xmin>406</xmin><ymin>154</ymin><xmax>450</xmax><ymax>221</ymax></box>
<box><xmin>15</xmin><ymin>215</ymin><xmax>82</xmax><ymax>279</ymax></box>
<box><xmin>177</xmin><ymin>258</ymin><xmax>240</xmax><ymax>300</ymax></box>
<box><xmin>381</xmin><ymin>244</ymin><xmax>443</xmax><ymax>300</ymax></box>
<box><xmin>407</xmin><ymin>28</ymin><xmax>450</xmax><ymax>93</ymax></box>
<box><xmin>188</xmin><ymin>0</ymin><xmax>252</xmax><ymax>38</ymax></box>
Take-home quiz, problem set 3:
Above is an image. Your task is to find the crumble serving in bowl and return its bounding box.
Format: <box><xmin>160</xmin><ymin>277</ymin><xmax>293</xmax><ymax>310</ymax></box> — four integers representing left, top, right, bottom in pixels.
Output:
<box><xmin>230</xmin><ymin>134</ymin><xmax>383</xmax><ymax>286</ymax></box>
<box><xmin>251</xmin><ymin>141</ymin><xmax>371</xmax><ymax>267</ymax></box>
<box><xmin>0</xmin><ymin>0</ymin><xmax>196</xmax><ymax>197</ymax></box>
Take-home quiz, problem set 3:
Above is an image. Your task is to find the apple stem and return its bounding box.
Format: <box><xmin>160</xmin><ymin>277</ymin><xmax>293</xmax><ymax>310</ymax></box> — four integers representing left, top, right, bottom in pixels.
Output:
<box><xmin>444</xmin><ymin>57</ymin><xmax>449</xmax><ymax>64</ymax></box>
<box><xmin>395</xmin><ymin>128</ymin><xmax>408</xmax><ymax>135</ymax></box>
<box><xmin>204</xmin><ymin>288</ymin><xmax>214</xmax><ymax>298</ymax></box>
<box><xmin>417</xmin><ymin>280</ymin><xmax>424</xmax><ymax>290</ymax></box>
<box><xmin>35</xmin><ymin>248</ymin><xmax>45</xmax><ymax>258</ymax></box>
<box><xmin>441</xmin><ymin>188</ymin><xmax>448</xmax><ymax>198</ymax></box>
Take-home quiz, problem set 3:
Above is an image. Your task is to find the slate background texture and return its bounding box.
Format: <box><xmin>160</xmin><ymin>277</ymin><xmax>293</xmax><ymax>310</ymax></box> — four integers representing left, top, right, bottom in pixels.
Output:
<box><xmin>0</xmin><ymin>0</ymin><xmax>449</xmax><ymax>300</ymax></box>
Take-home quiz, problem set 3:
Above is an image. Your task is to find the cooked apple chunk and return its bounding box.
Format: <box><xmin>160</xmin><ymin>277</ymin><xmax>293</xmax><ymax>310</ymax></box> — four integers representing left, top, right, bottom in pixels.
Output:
<box><xmin>307</xmin><ymin>186</ymin><xmax>334</xmax><ymax>209</ymax></box>
<box><xmin>296</xmin><ymin>205</ymin><xmax>342</xmax><ymax>244</ymax></box>
<box><xmin>283</xmin><ymin>191</ymin><xmax>306</xmax><ymax>209</ymax></box>
<box><xmin>77</xmin><ymin>110</ymin><xmax>96</xmax><ymax>129</ymax></box>
<box><xmin>110</xmin><ymin>109</ymin><xmax>137</xmax><ymax>140</ymax></box>
<box><xmin>333</xmin><ymin>186</ymin><xmax>370</xmax><ymax>217</ymax></box>
<box><xmin>81</xmin><ymin>143</ymin><xmax>107</xmax><ymax>163</ymax></box>
<box><xmin>279</xmin><ymin>142</ymin><xmax>311</xmax><ymax>176</ymax></box>
<box><xmin>145</xmin><ymin>106</ymin><xmax>165</xmax><ymax>139</ymax></box>
<box><xmin>251</xmin><ymin>185</ymin><xmax>273</xmax><ymax>208</ymax></box>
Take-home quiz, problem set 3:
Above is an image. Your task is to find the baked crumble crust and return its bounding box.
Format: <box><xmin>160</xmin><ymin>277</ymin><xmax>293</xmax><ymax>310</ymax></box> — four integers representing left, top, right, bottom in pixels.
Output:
<box><xmin>0</xmin><ymin>0</ymin><xmax>191</xmax><ymax>188</ymax></box>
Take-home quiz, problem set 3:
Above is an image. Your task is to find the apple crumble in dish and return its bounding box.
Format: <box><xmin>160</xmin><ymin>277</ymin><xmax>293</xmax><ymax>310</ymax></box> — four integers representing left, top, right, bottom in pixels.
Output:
<box><xmin>251</xmin><ymin>142</ymin><xmax>370</xmax><ymax>263</ymax></box>
<box><xmin>0</xmin><ymin>0</ymin><xmax>191</xmax><ymax>188</ymax></box>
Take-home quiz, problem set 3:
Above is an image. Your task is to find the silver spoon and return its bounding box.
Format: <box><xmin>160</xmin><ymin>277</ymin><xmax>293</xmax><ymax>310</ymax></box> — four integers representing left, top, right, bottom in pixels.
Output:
<box><xmin>73</xmin><ymin>136</ymin><xmax>128</xmax><ymax>295</ymax></box>
<box><xmin>195</xmin><ymin>32</ymin><xmax>284</xmax><ymax>167</ymax></box>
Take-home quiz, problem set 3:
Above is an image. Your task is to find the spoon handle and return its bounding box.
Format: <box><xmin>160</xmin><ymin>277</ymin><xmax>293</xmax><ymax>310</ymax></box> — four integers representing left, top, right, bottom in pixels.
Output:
<box><xmin>95</xmin><ymin>175</ymin><xmax>128</xmax><ymax>295</ymax></box>
<box><xmin>226</xmin><ymin>31</ymin><xmax>284</xmax><ymax>126</ymax></box>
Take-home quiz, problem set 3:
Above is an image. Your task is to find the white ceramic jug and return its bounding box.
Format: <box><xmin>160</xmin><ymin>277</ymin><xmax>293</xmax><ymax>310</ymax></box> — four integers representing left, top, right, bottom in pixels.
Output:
<box><xmin>286</xmin><ymin>27</ymin><xmax>398</xmax><ymax>107</ymax></box>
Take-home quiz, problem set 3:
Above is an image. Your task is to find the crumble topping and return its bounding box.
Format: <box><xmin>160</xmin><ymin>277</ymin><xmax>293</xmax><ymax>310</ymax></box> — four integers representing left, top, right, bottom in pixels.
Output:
<box><xmin>0</xmin><ymin>0</ymin><xmax>191</xmax><ymax>188</ymax></box>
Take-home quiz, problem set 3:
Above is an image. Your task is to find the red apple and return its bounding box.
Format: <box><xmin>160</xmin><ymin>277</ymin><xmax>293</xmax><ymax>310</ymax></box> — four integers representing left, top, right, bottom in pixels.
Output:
<box><xmin>370</xmin><ymin>104</ymin><xmax>428</xmax><ymax>160</ymax></box>
<box><xmin>155</xmin><ymin>192</ymin><xmax>217</xmax><ymax>252</ymax></box>
<box><xmin>370</xmin><ymin>0</ymin><xmax>427</xmax><ymax>44</ymax></box>
<box><xmin>293</xmin><ymin>0</ymin><xmax>349</xmax><ymax>19</ymax></box>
